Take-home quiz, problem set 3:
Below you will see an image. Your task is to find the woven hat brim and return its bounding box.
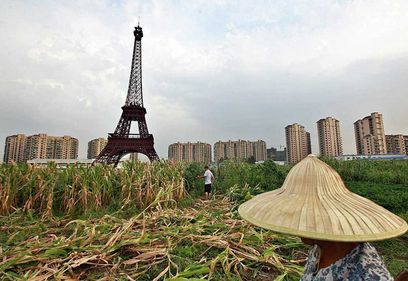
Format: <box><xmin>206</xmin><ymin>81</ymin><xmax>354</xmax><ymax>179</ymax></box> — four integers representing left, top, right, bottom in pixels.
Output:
<box><xmin>238</xmin><ymin>188</ymin><xmax>408</xmax><ymax>242</ymax></box>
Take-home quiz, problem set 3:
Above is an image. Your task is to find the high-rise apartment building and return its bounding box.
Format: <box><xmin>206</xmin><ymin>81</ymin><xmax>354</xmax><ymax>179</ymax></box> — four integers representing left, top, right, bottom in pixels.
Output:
<box><xmin>385</xmin><ymin>135</ymin><xmax>406</xmax><ymax>155</ymax></box>
<box><xmin>3</xmin><ymin>134</ymin><xmax>27</xmax><ymax>164</ymax></box>
<box><xmin>253</xmin><ymin>140</ymin><xmax>267</xmax><ymax>162</ymax></box>
<box><xmin>404</xmin><ymin>136</ymin><xmax>408</xmax><ymax>155</ymax></box>
<box><xmin>87</xmin><ymin>138</ymin><xmax>108</xmax><ymax>159</ymax></box>
<box><xmin>168</xmin><ymin>142</ymin><xmax>212</xmax><ymax>164</ymax></box>
<box><xmin>354</xmin><ymin>112</ymin><xmax>387</xmax><ymax>155</ymax></box>
<box><xmin>285</xmin><ymin>123</ymin><xmax>311</xmax><ymax>164</ymax></box>
<box><xmin>3</xmin><ymin>133</ymin><xmax>78</xmax><ymax>163</ymax></box>
<box><xmin>213</xmin><ymin>140</ymin><xmax>267</xmax><ymax>163</ymax></box>
<box><xmin>317</xmin><ymin>117</ymin><xmax>343</xmax><ymax>157</ymax></box>
<box><xmin>25</xmin><ymin>133</ymin><xmax>48</xmax><ymax>160</ymax></box>
<box><xmin>46</xmin><ymin>136</ymin><xmax>78</xmax><ymax>159</ymax></box>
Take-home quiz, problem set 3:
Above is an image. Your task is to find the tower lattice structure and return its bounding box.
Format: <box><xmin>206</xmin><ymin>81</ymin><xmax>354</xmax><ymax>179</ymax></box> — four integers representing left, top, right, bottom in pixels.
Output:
<box><xmin>94</xmin><ymin>25</ymin><xmax>159</xmax><ymax>166</ymax></box>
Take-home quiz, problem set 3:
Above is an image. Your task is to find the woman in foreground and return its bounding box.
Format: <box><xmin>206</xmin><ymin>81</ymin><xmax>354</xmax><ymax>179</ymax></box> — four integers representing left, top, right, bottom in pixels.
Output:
<box><xmin>239</xmin><ymin>155</ymin><xmax>408</xmax><ymax>280</ymax></box>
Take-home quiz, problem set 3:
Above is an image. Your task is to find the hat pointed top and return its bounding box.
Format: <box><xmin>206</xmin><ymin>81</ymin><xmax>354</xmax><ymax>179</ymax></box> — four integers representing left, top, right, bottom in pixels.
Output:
<box><xmin>238</xmin><ymin>156</ymin><xmax>408</xmax><ymax>242</ymax></box>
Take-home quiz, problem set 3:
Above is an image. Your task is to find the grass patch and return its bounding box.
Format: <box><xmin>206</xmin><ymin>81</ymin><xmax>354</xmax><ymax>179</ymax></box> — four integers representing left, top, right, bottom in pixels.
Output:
<box><xmin>346</xmin><ymin>181</ymin><xmax>408</xmax><ymax>214</ymax></box>
<box><xmin>374</xmin><ymin>232</ymin><xmax>408</xmax><ymax>276</ymax></box>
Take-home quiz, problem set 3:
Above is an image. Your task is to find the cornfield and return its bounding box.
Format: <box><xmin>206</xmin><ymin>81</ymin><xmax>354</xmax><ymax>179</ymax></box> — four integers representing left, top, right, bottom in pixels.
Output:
<box><xmin>0</xmin><ymin>161</ymin><xmax>308</xmax><ymax>280</ymax></box>
<box><xmin>0</xmin><ymin>197</ymin><xmax>307</xmax><ymax>280</ymax></box>
<box><xmin>0</xmin><ymin>161</ymin><xmax>186</xmax><ymax>218</ymax></box>
<box><xmin>2</xmin><ymin>159</ymin><xmax>405</xmax><ymax>279</ymax></box>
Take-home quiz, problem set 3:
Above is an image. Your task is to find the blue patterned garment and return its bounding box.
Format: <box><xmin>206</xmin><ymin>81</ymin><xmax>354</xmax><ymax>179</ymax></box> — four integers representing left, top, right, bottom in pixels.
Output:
<box><xmin>301</xmin><ymin>243</ymin><xmax>393</xmax><ymax>281</ymax></box>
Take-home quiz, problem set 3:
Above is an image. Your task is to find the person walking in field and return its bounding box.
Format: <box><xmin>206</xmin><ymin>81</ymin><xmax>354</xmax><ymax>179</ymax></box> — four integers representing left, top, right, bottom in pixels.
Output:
<box><xmin>197</xmin><ymin>165</ymin><xmax>214</xmax><ymax>200</ymax></box>
<box><xmin>239</xmin><ymin>155</ymin><xmax>408</xmax><ymax>280</ymax></box>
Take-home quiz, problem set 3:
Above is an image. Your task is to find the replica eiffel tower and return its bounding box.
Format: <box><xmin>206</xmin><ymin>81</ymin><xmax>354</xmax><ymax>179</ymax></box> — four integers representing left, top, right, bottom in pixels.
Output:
<box><xmin>94</xmin><ymin>25</ymin><xmax>159</xmax><ymax>166</ymax></box>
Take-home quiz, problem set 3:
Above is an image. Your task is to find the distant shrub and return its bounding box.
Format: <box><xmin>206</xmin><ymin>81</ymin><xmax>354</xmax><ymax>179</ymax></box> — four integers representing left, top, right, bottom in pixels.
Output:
<box><xmin>213</xmin><ymin>160</ymin><xmax>290</xmax><ymax>193</ymax></box>
<box><xmin>183</xmin><ymin>162</ymin><xmax>203</xmax><ymax>194</ymax></box>
<box><xmin>320</xmin><ymin>157</ymin><xmax>408</xmax><ymax>185</ymax></box>
<box><xmin>346</xmin><ymin>181</ymin><xmax>408</xmax><ymax>214</ymax></box>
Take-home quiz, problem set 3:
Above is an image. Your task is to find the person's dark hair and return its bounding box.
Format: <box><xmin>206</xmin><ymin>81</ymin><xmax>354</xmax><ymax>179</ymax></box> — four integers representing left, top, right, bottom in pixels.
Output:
<box><xmin>204</xmin><ymin>165</ymin><xmax>209</xmax><ymax>169</ymax></box>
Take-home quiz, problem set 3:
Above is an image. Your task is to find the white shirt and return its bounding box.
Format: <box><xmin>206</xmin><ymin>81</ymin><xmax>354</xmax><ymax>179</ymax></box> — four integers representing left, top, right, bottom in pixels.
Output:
<box><xmin>204</xmin><ymin>169</ymin><xmax>213</xmax><ymax>184</ymax></box>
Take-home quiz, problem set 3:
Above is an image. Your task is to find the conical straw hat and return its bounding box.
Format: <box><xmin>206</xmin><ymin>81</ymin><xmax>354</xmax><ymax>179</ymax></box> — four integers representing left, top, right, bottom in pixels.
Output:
<box><xmin>238</xmin><ymin>155</ymin><xmax>408</xmax><ymax>242</ymax></box>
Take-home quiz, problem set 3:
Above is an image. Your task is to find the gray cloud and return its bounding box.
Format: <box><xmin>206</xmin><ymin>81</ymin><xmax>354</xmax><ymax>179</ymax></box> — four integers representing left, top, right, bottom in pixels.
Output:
<box><xmin>1</xmin><ymin>0</ymin><xmax>408</xmax><ymax>161</ymax></box>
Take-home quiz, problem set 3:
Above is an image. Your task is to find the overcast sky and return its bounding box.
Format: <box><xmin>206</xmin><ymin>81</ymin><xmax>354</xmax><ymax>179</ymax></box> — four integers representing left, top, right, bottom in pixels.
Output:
<box><xmin>1</xmin><ymin>0</ymin><xmax>408</xmax><ymax>161</ymax></box>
